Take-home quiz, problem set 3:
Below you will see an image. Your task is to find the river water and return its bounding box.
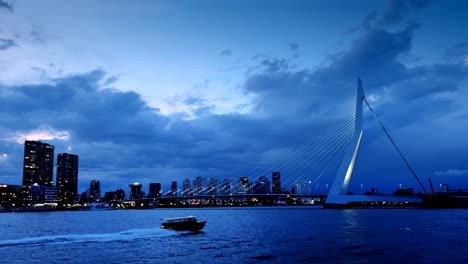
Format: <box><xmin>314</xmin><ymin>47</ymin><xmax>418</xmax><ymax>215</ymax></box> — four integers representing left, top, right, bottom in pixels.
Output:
<box><xmin>0</xmin><ymin>207</ymin><xmax>467</xmax><ymax>263</ymax></box>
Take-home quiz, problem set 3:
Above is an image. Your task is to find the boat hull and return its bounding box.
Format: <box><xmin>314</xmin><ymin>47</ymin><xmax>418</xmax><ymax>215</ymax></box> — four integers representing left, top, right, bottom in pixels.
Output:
<box><xmin>161</xmin><ymin>220</ymin><xmax>206</xmax><ymax>231</ymax></box>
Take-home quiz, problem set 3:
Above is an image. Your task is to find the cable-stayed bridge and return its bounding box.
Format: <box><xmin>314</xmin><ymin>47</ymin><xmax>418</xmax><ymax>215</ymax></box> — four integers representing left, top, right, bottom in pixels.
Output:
<box><xmin>116</xmin><ymin>79</ymin><xmax>427</xmax><ymax>208</ymax></box>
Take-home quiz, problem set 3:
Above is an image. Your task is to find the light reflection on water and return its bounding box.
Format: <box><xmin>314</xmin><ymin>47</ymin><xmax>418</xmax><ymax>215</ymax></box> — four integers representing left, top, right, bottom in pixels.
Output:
<box><xmin>0</xmin><ymin>207</ymin><xmax>467</xmax><ymax>263</ymax></box>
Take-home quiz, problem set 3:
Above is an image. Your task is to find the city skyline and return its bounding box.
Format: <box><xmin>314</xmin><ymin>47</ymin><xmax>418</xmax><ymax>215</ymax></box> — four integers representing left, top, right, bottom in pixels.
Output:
<box><xmin>1</xmin><ymin>0</ymin><xmax>468</xmax><ymax>194</ymax></box>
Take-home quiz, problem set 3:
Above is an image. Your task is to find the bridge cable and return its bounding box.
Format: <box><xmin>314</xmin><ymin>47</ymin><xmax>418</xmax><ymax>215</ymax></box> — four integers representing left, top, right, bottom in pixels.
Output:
<box><xmin>210</xmin><ymin>113</ymin><xmax>355</xmax><ymax>194</ymax></box>
<box><xmin>244</xmin><ymin>114</ymin><xmax>355</xmax><ymax>193</ymax></box>
<box><xmin>363</xmin><ymin>98</ymin><xmax>428</xmax><ymax>194</ymax></box>
<box><xmin>279</xmin><ymin>117</ymin><xmax>355</xmax><ymax>191</ymax></box>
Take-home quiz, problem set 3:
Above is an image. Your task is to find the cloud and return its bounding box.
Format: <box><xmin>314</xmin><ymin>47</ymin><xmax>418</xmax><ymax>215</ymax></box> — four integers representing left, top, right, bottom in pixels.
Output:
<box><xmin>0</xmin><ymin>38</ymin><xmax>17</xmax><ymax>50</ymax></box>
<box><xmin>0</xmin><ymin>0</ymin><xmax>12</xmax><ymax>12</ymax></box>
<box><xmin>9</xmin><ymin>127</ymin><xmax>71</xmax><ymax>144</ymax></box>
<box><xmin>348</xmin><ymin>0</ymin><xmax>429</xmax><ymax>33</ymax></box>
<box><xmin>434</xmin><ymin>169</ymin><xmax>468</xmax><ymax>177</ymax></box>
<box><xmin>220</xmin><ymin>49</ymin><xmax>232</xmax><ymax>56</ymax></box>
<box><xmin>1</xmin><ymin>69</ymin><xmax>311</xmax><ymax>192</ymax></box>
<box><xmin>288</xmin><ymin>42</ymin><xmax>299</xmax><ymax>52</ymax></box>
<box><xmin>184</xmin><ymin>96</ymin><xmax>206</xmax><ymax>106</ymax></box>
<box><xmin>444</xmin><ymin>42</ymin><xmax>468</xmax><ymax>63</ymax></box>
<box><xmin>379</xmin><ymin>0</ymin><xmax>429</xmax><ymax>26</ymax></box>
<box><xmin>102</xmin><ymin>75</ymin><xmax>120</xmax><ymax>86</ymax></box>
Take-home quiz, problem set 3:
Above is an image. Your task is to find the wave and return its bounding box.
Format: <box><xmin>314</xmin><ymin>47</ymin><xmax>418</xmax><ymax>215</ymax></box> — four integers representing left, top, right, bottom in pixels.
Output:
<box><xmin>0</xmin><ymin>228</ymin><xmax>177</xmax><ymax>247</ymax></box>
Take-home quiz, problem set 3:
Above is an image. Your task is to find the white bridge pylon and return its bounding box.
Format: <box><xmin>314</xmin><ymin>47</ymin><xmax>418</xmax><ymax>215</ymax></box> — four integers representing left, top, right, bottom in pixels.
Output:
<box><xmin>325</xmin><ymin>78</ymin><xmax>423</xmax><ymax>208</ymax></box>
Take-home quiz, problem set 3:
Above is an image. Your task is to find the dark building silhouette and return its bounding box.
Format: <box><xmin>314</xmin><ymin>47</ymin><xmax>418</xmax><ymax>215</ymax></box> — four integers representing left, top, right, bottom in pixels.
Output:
<box><xmin>89</xmin><ymin>180</ymin><xmax>101</xmax><ymax>201</ymax></box>
<box><xmin>222</xmin><ymin>179</ymin><xmax>232</xmax><ymax>195</ymax></box>
<box><xmin>148</xmin><ymin>183</ymin><xmax>161</xmax><ymax>198</ymax></box>
<box><xmin>129</xmin><ymin>182</ymin><xmax>143</xmax><ymax>199</ymax></box>
<box><xmin>22</xmin><ymin>140</ymin><xmax>54</xmax><ymax>187</ymax></box>
<box><xmin>0</xmin><ymin>184</ymin><xmax>29</xmax><ymax>208</ymax></box>
<box><xmin>104</xmin><ymin>188</ymin><xmax>126</xmax><ymax>202</ymax></box>
<box><xmin>192</xmin><ymin>176</ymin><xmax>206</xmax><ymax>196</ymax></box>
<box><xmin>170</xmin><ymin>181</ymin><xmax>178</xmax><ymax>196</ymax></box>
<box><xmin>208</xmin><ymin>178</ymin><xmax>218</xmax><ymax>195</ymax></box>
<box><xmin>236</xmin><ymin>176</ymin><xmax>249</xmax><ymax>194</ymax></box>
<box><xmin>272</xmin><ymin>171</ymin><xmax>281</xmax><ymax>194</ymax></box>
<box><xmin>253</xmin><ymin>176</ymin><xmax>271</xmax><ymax>194</ymax></box>
<box><xmin>182</xmin><ymin>179</ymin><xmax>191</xmax><ymax>196</ymax></box>
<box><xmin>56</xmin><ymin>153</ymin><xmax>79</xmax><ymax>205</ymax></box>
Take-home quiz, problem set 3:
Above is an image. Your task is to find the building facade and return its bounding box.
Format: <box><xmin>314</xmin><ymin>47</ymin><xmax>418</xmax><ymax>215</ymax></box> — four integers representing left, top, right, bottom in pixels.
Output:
<box><xmin>208</xmin><ymin>178</ymin><xmax>218</xmax><ymax>195</ymax></box>
<box><xmin>272</xmin><ymin>171</ymin><xmax>281</xmax><ymax>194</ymax></box>
<box><xmin>192</xmin><ymin>176</ymin><xmax>206</xmax><ymax>196</ymax></box>
<box><xmin>30</xmin><ymin>184</ymin><xmax>57</xmax><ymax>205</ymax></box>
<box><xmin>23</xmin><ymin>140</ymin><xmax>54</xmax><ymax>187</ymax></box>
<box><xmin>253</xmin><ymin>176</ymin><xmax>271</xmax><ymax>194</ymax></box>
<box><xmin>89</xmin><ymin>180</ymin><xmax>101</xmax><ymax>201</ymax></box>
<box><xmin>236</xmin><ymin>176</ymin><xmax>249</xmax><ymax>194</ymax></box>
<box><xmin>148</xmin><ymin>183</ymin><xmax>162</xmax><ymax>198</ymax></box>
<box><xmin>182</xmin><ymin>179</ymin><xmax>191</xmax><ymax>196</ymax></box>
<box><xmin>0</xmin><ymin>184</ymin><xmax>30</xmax><ymax>209</ymax></box>
<box><xmin>129</xmin><ymin>182</ymin><xmax>143</xmax><ymax>199</ymax></box>
<box><xmin>169</xmin><ymin>181</ymin><xmax>178</xmax><ymax>196</ymax></box>
<box><xmin>222</xmin><ymin>179</ymin><xmax>232</xmax><ymax>195</ymax></box>
<box><xmin>56</xmin><ymin>153</ymin><xmax>79</xmax><ymax>205</ymax></box>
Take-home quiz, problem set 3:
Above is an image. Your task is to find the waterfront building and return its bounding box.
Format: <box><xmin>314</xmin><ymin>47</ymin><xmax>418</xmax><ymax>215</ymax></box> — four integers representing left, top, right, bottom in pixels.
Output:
<box><xmin>192</xmin><ymin>176</ymin><xmax>206</xmax><ymax>196</ymax></box>
<box><xmin>236</xmin><ymin>177</ymin><xmax>249</xmax><ymax>194</ymax></box>
<box><xmin>291</xmin><ymin>180</ymin><xmax>311</xmax><ymax>194</ymax></box>
<box><xmin>79</xmin><ymin>191</ymin><xmax>88</xmax><ymax>204</ymax></box>
<box><xmin>208</xmin><ymin>178</ymin><xmax>218</xmax><ymax>195</ymax></box>
<box><xmin>253</xmin><ymin>176</ymin><xmax>271</xmax><ymax>194</ymax></box>
<box><xmin>271</xmin><ymin>171</ymin><xmax>281</xmax><ymax>194</ymax></box>
<box><xmin>44</xmin><ymin>186</ymin><xmax>57</xmax><ymax>204</ymax></box>
<box><xmin>222</xmin><ymin>179</ymin><xmax>232</xmax><ymax>195</ymax></box>
<box><xmin>104</xmin><ymin>189</ymin><xmax>126</xmax><ymax>202</ymax></box>
<box><xmin>0</xmin><ymin>184</ymin><xmax>29</xmax><ymax>208</ymax></box>
<box><xmin>56</xmin><ymin>153</ymin><xmax>79</xmax><ymax>205</ymax></box>
<box><xmin>182</xmin><ymin>179</ymin><xmax>191</xmax><ymax>196</ymax></box>
<box><xmin>30</xmin><ymin>184</ymin><xmax>57</xmax><ymax>205</ymax></box>
<box><xmin>23</xmin><ymin>140</ymin><xmax>54</xmax><ymax>187</ymax></box>
<box><xmin>148</xmin><ymin>183</ymin><xmax>162</xmax><ymax>198</ymax></box>
<box><xmin>170</xmin><ymin>181</ymin><xmax>178</xmax><ymax>196</ymax></box>
<box><xmin>89</xmin><ymin>180</ymin><xmax>101</xmax><ymax>201</ymax></box>
<box><xmin>272</xmin><ymin>171</ymin><xmax>281</xmax><ymax>194</ymax></box>
<box><xmin>129</xmin><ymin>182</ymin><xmax>143</xmax><ymax>199</ymax></box>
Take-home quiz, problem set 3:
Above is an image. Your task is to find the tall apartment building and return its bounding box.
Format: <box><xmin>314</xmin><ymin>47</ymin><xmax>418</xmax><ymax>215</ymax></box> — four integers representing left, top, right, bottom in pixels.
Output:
<box><xmin>56</xmin><ymin>153</ymin><xmax>79</xmax><ymax>205</ymax></box>
<box><xmin>23</xmin><ymin>140</ymin><xmax>54</xmax><ymax>186</ymax></box>
<box><xmin>272</xmin><ymin>171</ymin><xmax>281</xmax><ymax>194</ymax></box>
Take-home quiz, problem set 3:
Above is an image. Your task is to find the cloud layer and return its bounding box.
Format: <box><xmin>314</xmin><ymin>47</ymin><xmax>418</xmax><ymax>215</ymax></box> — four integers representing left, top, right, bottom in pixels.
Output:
<box><xmin>0</xmin><ymin>0</ymin><xmax>467</xmax><ymax>194</ymax></box>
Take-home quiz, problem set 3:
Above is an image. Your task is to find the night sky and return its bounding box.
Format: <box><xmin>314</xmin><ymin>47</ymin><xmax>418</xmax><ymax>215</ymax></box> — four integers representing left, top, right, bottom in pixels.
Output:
<box><xmin>0</xmin><ymin>0</ymin><xmax>467</xmax><ymax>194</ymax></box>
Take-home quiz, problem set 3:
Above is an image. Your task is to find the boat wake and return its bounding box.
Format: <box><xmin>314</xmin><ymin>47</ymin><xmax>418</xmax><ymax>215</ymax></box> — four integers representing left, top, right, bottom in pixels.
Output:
<box><xmin>0</xmin><ymin>228</ymin><xmax>177</xmax><ymax>248</ymax></box>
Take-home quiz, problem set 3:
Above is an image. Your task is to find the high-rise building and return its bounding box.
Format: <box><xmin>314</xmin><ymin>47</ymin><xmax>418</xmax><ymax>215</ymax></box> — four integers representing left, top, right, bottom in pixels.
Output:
<box><xmin>129</xmin><ymin>182</ymin><xmax>143</xmax><ymax>199</ymax></box>
<box><xmin>56</xmin><ymin>153</ymin><xmax>79</xmax><ymax>205</ymax></box>
<box><xmin>182</xmin><ymin>179</ymin><xmax>191</xmax><ymax>196</ymax></box>
<box><xmin>148</xmin><ymin>183</ymin><xmax>162</xmax><ymax>198</ymax></box>
<box><xmin>208</xmin><ymin>178</ymin><xmax>218</xmax><ymax>195</ymax></box>
<box><xmin>236</xmin><ymin>177</ymin><xmax>249</xmax><ymax>194</ymax></box>
<box><xmin>192</xmin><ymin>176</ymin><xmax>206</xmax><ymax>196</ymax></box>
<box><xmin>272</xmin><ymin>171</ymin><xmax>281</xmax><ymax>194</ymax></box>
<box><xmin>222</xmin><ymin>179</ymin><xmax>232</xmax><ymax>195</ymax></box>
<box><xmin>253</xmin><ymin>176</ymin><xmax>271</xmax><ymax>194</ymax></box>
<box><xmin>89</xmin><ymin>180</ymin><xmax>101</xmax><ymax>200</ymax></box>
<box><xmin>23</xmin><ymin>140</ymin><xmax>54</xmax><ymax>187</ymax></box>
<box><xmin>170</xmin><ymin>181</ymin><xmax>178</xmax><ymax>196</ymax></box>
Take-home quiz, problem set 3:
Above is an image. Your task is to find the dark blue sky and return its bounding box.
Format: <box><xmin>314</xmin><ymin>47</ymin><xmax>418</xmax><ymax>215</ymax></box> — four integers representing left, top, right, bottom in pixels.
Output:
<box><xmin>0</xmin><ymin>0</ymin><xmax>467</xmax><ymax>194</ymax></box>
